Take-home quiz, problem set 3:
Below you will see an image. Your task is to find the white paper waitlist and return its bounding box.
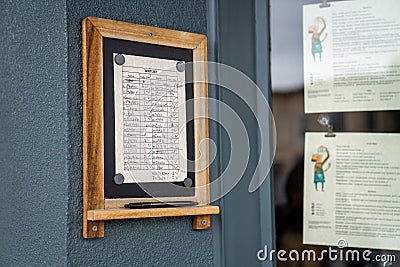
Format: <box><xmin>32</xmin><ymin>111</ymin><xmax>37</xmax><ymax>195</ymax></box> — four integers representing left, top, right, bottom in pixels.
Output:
<box><xmin>113</xmin><ymin>54</ymin><xmax>187</xmax><ymax>183</ymax></box>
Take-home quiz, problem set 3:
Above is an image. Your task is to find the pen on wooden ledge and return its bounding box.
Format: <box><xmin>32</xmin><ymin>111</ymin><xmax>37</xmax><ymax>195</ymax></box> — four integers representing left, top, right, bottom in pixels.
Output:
<box><xmin>124</xmin><ymin>201</ymin><xmax>199</xmax><ymax>209</ymax></box>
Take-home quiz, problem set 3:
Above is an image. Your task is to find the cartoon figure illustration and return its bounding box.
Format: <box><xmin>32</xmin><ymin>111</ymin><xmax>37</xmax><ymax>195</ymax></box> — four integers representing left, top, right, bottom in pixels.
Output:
<box><xmin>311</xmin><ymin>145</ymin><xmax>331</xmax><ymax>191</ymax></box>
<box><xmin>308</xmin><ymin>17</ymin><xmax>328</xmax><ymax>62</ymax></box>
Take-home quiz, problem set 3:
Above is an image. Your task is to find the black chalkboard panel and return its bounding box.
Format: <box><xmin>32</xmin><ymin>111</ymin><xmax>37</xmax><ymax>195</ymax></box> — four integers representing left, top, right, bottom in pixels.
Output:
<box><xmin>103</xmin><ymin>37</ymin><xmax>195</xmax><ymax>198</ymax></box>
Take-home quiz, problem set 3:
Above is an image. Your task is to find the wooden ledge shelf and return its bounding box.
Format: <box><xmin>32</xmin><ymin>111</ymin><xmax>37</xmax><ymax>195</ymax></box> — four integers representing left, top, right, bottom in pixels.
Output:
<box><xmin>87</xmin><ymin>205</ymin><xmax>220</xmax><ymax>221</ymax></box>
<box><xmin>84</xmin><ymin>205</ymin><xmax>219</xmax><ymax>238</ymax></box>
<box><xmin>85</xmin><ymin>206</ymin><xmax>219</xmax><ymax>237</ymax></box>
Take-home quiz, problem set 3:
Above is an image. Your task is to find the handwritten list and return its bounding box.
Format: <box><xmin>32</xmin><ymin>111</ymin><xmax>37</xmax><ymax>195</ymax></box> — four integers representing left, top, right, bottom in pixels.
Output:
<box><xmin>114</xmin><ymin>54</ymin><xmax>187</xmax><ymax>183</ymax></box>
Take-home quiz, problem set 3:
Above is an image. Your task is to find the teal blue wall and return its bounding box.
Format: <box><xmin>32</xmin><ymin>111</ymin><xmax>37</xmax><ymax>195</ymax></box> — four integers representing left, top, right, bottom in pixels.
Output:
<box><xmin>216</xmin><ymin>0</ymin><xmax>275</xmax><ymax>266</ymax></box>
<box><xmin>66</xmin><ymin>0</ymin><xmax>212</xmax><ymax>265</ymax></box>
<box><xmin>1</xmin><ymin>0</ymin><xmax>213</xmax><ymax>266</ymax></box>
<box><xmin>0</xmin><ymin>1</ymin><xmax>69</xmax><ymax>266</ymax></box>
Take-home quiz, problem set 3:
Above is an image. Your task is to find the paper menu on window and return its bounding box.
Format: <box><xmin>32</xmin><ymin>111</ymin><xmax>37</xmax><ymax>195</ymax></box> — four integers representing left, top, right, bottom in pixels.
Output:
<box><xmin>113</xmin><ymin>54</ymin><xmax>187</xmax><ymax>183</ymax></box>
<box><xmin>303</xmin><ymin>132</ymin><xmax>400</xmax><ymax>250</ymax></box>
<box><xmin>303</xmin><ymin>0</ymin><xmax>400</xmax><ymax>113</ymax></box>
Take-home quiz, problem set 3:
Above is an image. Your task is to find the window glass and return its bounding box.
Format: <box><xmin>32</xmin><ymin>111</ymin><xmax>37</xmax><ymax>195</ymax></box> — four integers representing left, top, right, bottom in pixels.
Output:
<box><xmin>271</xmin><ymin>0</ymin><xmax>400</xmax><ymax>266</ymax></box>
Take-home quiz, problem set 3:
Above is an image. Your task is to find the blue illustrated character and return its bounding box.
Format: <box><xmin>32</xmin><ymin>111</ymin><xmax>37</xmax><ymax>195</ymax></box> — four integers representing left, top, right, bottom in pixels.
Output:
<box><xmin>311</xmin><ymin>145</ymin><xmax>331</xmax><ymax>191</ymax></box>
<box><xmin>308</xmin><ymin>17</ymin><xmax>328</xmax><ymax>62</ymax></box>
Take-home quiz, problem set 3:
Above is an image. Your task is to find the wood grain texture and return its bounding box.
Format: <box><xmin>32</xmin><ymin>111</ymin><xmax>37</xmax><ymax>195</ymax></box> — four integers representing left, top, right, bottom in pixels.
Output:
<box><xmin>87</xmin><ymin>16</ymin><xmax>205</xmax><ymax>49</ymax></box>
<box><xmin>192</xmin><ymin>37</ymin><xmax>211</xmax><ymax>228</ymax></box>
<box><xmin>193</xmin><ymin>37</ymin><xmax>209</xmax><ymax>204</ymax></box>
<box><xmin>82</xmin><ymin>17</ymin><xmax>218</xmax><ymax>238</ymax></box>
<box><xmin>87</xmin><ymin>206</ymin><xmax>220</xmax><ymax>221</ymax></box>
<box><xmin>82</xmin><ymin>17</ymin><xmax>105</xmax><ymax>238</ymax></box>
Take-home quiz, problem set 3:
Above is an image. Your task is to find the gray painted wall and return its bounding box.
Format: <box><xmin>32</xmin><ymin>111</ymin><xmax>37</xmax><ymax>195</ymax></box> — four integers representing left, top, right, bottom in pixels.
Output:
<box><xmin>1</xmin><ymin>0</ymin><xmax>213</xmax><ymax>266</ymax></box>
<box><xmin>0</xmin><ymin>0</ymin><xmax>69</xmax><ymax>266</ymax></box>
<box><xmin>216</xmin><ymin>0</ymin><xmax>275</xmax><ymax>266</ymax></box>
<box><xmin>67</xmin><ymin>0</ymin><xmax>212</xmax><ymax>266</ymax></box>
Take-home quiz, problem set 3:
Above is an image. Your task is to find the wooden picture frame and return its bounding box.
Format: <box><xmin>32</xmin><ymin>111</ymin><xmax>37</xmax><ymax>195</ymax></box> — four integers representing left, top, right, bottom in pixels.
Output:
<box><xmin>82</xmin><ymin>17</ymin><xmax>219</xmax><ymax>238</ymax></box>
